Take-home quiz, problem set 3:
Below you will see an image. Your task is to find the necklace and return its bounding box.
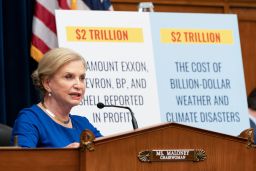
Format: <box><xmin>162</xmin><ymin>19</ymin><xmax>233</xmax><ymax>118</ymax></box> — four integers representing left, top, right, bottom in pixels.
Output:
<box><xmin>41</xmin><ymin>102</ymin><xmax>70</xmax><ymax>124</ymax></box>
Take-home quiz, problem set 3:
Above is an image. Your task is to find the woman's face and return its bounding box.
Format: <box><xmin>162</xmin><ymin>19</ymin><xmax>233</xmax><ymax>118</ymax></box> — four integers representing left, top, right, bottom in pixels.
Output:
<box><xmin>46</xmin><ymin>60</ymin><xmax>86</xmax><ymax>107</ymax></box>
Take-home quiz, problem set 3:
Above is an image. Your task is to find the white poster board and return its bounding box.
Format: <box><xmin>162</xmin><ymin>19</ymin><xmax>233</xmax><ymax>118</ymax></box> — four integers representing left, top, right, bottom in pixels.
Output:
<box><xmin>56</xmin><ymin>10</ymin><xmax>249</xmax><ymax>136</ymax></box>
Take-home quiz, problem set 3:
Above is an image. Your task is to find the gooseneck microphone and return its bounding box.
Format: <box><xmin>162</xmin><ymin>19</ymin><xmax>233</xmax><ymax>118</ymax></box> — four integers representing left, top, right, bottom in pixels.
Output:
<box><xmin>96</xmin><ymin>102</ymin><xmax>138</xmax><ymax>130</ymax></box>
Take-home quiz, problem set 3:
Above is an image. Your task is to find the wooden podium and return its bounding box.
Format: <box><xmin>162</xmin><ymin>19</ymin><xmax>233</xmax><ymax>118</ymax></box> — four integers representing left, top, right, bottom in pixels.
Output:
<box><xmin>1</xmin><ymin>123</ymin><xmax>256</xmax><ymax>171</ymax></box>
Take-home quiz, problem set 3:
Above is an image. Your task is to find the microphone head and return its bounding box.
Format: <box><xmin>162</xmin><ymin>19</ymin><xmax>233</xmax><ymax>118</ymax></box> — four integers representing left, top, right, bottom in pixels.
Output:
<box><xmin>97</xmin><ymin>102</ymin><xmax>105</xmax><ymax>109</ymax></box>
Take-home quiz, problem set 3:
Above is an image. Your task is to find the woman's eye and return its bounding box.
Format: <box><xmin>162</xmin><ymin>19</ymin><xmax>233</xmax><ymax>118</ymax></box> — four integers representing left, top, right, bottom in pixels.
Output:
<box><xmin>80</xmin><ymin>75</ymin><xmax>85</xmax><ymax>81</ymax></box>
<box><xmin>65</xmin><ymin>74</ymin><xmax>73</xmax><ymax>79</ymax></box>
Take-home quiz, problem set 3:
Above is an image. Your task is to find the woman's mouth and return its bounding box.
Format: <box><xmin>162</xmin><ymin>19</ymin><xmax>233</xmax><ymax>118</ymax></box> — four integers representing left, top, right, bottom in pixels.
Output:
<box><xmin>69</xmin><ymin>92</ymin><xmax>82</xmax><ymax>100</ymax></box>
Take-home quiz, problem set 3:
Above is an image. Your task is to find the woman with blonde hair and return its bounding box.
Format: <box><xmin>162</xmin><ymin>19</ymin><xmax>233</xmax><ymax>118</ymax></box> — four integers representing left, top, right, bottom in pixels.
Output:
<box><xmin>11</xmin><ymin>48</ymin><xmax>101</xmax><ymax>148</ymax></box>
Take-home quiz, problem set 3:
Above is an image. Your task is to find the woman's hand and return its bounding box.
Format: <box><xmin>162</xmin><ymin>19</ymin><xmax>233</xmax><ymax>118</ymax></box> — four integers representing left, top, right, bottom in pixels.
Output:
<box><xmin>65</xmin><ymin>142</ymin><xmax>80</xmax><ymax>148</ymax></box>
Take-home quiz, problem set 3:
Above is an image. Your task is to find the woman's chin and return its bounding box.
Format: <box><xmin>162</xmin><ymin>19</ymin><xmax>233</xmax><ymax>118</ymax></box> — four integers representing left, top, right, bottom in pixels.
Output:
<box><xmin>67</xmin><ymin>100</ymin><xmax>81</xmax><ymax>107</ymax></box>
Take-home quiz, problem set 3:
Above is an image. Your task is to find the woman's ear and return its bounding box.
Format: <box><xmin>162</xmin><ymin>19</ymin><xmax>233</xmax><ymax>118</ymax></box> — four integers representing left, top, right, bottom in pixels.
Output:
<box><xmin>42</xmin><ymin>77</ymin><xmax>51</xmax><ymax>93</ymax></box>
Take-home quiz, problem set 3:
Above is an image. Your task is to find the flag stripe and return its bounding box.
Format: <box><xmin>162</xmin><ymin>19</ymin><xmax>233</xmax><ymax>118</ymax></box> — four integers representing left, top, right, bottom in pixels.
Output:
<box><xmin>31</xmin><ymin>34</ymin><xmax>51</xmax><ymax>54</ymax></box>
<box><xmin>37</xmin><ymin>0</ymin><xmax>59</xmax><ymax>14</ymax></box>
<box><xmin>58</xmin><ymin>0</ymin><xmax>71</xmax><ymax>9</ymax></box>
<box><xmin>34</xmin><ymin>2</ymin><xmax>56</xmax><ymax>33</ymax></box>
<box><xmin>32</xmin><ymin>17</ymin><xmax>58</xmax><ymax>49</ymax></box>
<box><xmin>76</xmin><ymin>0</ymin><xmax>90</xmax><ymax>10</ymax></box>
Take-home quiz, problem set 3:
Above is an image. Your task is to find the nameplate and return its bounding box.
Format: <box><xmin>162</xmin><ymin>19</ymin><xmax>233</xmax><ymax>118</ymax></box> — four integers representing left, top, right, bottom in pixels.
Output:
<box><xmin>138</xmin><ymin>149</ymin><xmax>206</xmax><ymax>162</ymax></box>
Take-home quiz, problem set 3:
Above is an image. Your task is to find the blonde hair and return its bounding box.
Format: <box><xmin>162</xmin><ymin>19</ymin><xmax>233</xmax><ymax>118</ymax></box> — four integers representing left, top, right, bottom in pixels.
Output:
<box><xmin>32</xmin><ymin>48</ymin><xmax>86</xmax><ymax>95</ymax></box>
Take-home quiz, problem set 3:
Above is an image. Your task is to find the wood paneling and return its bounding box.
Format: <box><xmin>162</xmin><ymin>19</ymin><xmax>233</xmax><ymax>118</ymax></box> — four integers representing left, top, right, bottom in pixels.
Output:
<box><xmin>83</xmin><ymin>123</ymin><xmax>256</xmax><ymax>171</ymax></box>
<box><xmin>1</xmin><ymin>123</ymin><xmax>256</xmax><ymax>171</ymax></box>
<box><xmin>112</xmin><ymin>0</ymin><xmax>256</xmax><ymax>94</ymax></box>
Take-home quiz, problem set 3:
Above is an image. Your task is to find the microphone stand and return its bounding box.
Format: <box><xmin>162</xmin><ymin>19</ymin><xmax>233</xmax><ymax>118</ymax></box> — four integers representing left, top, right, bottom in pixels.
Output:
<box><xmin>102</xmin><ymin>104</ymin><xmax>139</xmax><ymax>130</ymax></box>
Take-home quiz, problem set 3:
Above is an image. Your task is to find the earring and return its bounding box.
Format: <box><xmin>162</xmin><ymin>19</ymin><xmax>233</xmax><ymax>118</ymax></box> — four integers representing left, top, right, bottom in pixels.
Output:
<box><xmin>48</xmin><ymin>92</ymin><xmax>52</xmax><ymax>97</ymax></box>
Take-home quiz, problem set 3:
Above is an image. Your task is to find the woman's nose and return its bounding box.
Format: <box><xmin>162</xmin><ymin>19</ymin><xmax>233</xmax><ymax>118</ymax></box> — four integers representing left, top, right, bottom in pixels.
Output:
<box><xmin>74</xmin><ymin>78</ymin><xmax>84</xmax><ymax>88</ymax></box>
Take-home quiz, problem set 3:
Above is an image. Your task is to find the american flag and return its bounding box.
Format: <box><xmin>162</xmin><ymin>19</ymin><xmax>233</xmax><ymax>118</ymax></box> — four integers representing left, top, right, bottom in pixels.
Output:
<box><xmin>31</xmin><ymin>0</ymin><xmax>113</xmax><ymax>62</ymax></box>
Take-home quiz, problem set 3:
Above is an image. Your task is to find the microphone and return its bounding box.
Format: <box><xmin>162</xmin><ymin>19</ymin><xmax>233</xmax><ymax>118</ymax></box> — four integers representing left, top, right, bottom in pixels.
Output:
<box><xmin>96</xmin><ymin>102</ymin><xmax>138</xmax><ymax>130</ymax></box>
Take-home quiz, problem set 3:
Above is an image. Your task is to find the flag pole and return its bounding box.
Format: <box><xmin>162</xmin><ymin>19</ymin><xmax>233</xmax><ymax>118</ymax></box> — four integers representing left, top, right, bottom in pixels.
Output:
<box><xmin>71</xmin><ymin>0</ymin><xmax>77</xmax><ymax>10</ymax></box>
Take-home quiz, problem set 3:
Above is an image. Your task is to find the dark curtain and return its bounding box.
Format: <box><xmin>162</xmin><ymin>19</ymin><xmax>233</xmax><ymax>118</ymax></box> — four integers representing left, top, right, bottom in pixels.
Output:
<box><xmin>0</xmin><ymin>0</ymin><xmax>39</xmax><ymax>127</ymax></box>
